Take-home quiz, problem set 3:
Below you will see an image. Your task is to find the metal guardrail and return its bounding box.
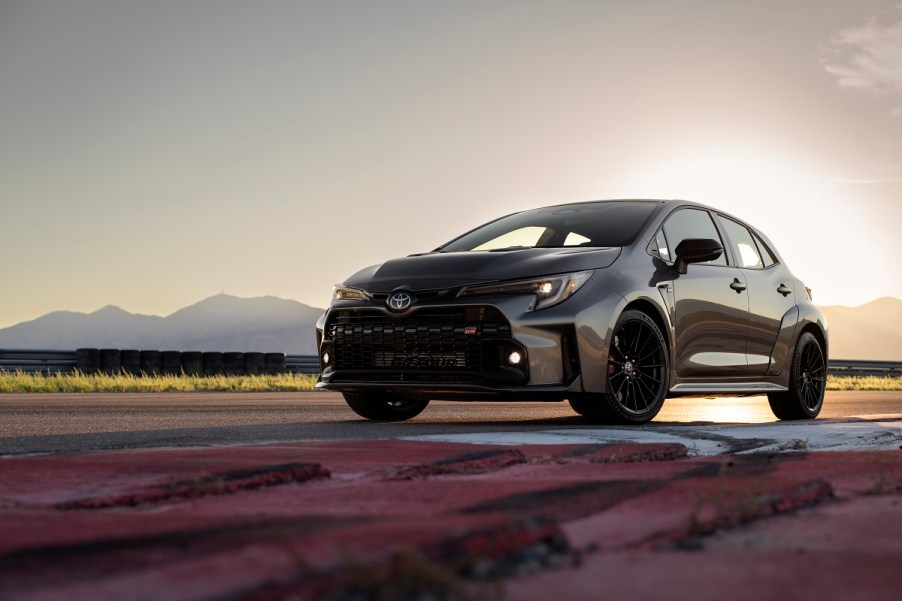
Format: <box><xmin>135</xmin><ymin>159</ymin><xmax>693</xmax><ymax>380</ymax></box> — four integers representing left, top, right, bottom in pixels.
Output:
<box><xmin>825</xmin><ymin>360</ymin><xmax>902</xmax><ymax>378</ymax></box>
<box><xmin>284</xmin><ymin>354</ymin><xmax>320</xmax><ymax>374</ymax></box>
<box><xmin>0</xmin><ymin>349</ymin><xmax>321</xmax><ymax>375</ymax></box>
<box><xmin>0</xmin><ymin>349</ymin><xmax>78</xmax><ymax>374</ymax></box>
<box><xmin>1</xmin><ymin>349</ymin><xmax>900</xmax><ymax>378</ymax></box>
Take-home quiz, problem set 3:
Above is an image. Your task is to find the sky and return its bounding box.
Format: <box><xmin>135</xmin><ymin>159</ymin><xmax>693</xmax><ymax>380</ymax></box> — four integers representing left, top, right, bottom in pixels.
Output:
<box><xmin>1</xmin><ymin>0</ymin><xmax>901</xmax><ymax>328</ymax></box>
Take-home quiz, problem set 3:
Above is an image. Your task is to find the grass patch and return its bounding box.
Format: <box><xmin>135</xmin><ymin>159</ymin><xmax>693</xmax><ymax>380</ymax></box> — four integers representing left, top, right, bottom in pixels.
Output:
<box><xmin>0</xmin><ymin>372</ymin><xmax>899</xmax><ymax>393</ymax></box>
<box><xmin>826</xmin><ymin>376</ymin><xmax>902</xmax><ymax>391</ymax></box>
<box><xmin>0</xmin><ymin>370</ymin><xmax>318</xmax><ymax>393</ymax></box>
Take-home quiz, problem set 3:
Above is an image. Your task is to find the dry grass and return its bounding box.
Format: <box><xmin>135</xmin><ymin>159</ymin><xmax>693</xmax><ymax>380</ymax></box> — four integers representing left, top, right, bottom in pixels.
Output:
<box><xmin>0</xmin><ymin>371</ymin><xmax>899</xmax><ymax>394</ymax></box>
<box><xmin>0</xmin><ymin>371</ymin><xmax>318</xmax><ymax>393</ymax></box>
<box><xmin>826</xmin><ymin>376</ymin><xmax>902</xmax><ymax>391</ymax></box>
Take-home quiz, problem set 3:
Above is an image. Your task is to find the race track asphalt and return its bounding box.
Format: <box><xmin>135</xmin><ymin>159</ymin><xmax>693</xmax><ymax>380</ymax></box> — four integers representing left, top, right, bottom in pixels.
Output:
<box><xmin>0</xmin><ymin>390</ymin><xmax>899</xmax><ymax>455</ymax></box>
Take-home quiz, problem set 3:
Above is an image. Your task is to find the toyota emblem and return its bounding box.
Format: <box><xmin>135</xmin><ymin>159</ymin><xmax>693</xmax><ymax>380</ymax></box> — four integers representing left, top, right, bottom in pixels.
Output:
<box><xmin>388</xmin><ymin>292</ymin><xmax>414</xmax><ymax>311</ymax></box>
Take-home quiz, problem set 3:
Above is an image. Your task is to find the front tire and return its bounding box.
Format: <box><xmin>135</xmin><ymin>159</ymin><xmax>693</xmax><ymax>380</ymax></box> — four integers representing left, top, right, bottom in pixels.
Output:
<box><xmin>575</xmin><ymin>309</ymin><xmax>670</xmax><ymax>424</ymax></box>
<box><xmin>342</xmin><ymin>392</ymin><xmax>429</xmax><ymax>421</ymax></box>
<box><xmin>767</xmin><ymin>332</ymin><xmax>825</xmax><ymax>420</ymax></box>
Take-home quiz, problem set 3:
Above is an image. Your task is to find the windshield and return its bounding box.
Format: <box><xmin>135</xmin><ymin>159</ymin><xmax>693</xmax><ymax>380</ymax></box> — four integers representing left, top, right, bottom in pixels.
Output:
<box><xmin>437</xmin><ymin>201</ymin><xmax>660</xmax><ymax>252</ymax></box>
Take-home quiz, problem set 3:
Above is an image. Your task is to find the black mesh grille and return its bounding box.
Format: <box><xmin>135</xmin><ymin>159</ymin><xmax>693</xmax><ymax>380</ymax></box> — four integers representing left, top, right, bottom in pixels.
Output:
<box><xmin>324</xmin><ymin>307</ymin><xmax>517</xmax><ymax>383</ymax></box>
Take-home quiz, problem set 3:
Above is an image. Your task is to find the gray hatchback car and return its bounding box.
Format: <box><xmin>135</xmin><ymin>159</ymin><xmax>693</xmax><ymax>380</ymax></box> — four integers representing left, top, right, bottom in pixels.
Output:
<box><xmin>316</xmin><ymin>199</ymin><xmax>827</xmax><ymax>424</ymax></box>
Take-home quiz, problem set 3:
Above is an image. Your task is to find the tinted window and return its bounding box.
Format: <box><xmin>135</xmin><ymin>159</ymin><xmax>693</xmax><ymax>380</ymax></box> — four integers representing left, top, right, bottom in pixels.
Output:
<box><xmin>721</xmin><ymin>218</ymin><xmax>764</xmax><ymax>269</ymax></box>
<box><xmin>439</xmin><ymin>202</ymin><xmax>659</xmax><ymax>252</ymax></box>
<box><xmin>647</xmin><ymin>230</ymin><xmax>671</xmax><ymax>261</ymax></box>
<box><xmin>752</xmin><ymin>233</ymin><xmax>777</xmax><ymax>267</ymax></box>
<box><xmin>660</xmin><ymin>209</ymin><xmax>727</xmax><ymax>266</ymax></box>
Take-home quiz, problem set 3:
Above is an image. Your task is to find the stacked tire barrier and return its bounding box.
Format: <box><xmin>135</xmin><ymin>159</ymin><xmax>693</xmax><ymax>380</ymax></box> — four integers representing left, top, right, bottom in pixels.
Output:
<box><xmin>161</xmin><ymin>351</ymin><xmax>182</xmax><ymax>376</ymax></box>
<box><xmin>68</xmin><ymin>349</ymin><xmax>292</xmax><ymax>376</ymax></box>
<box><xmin>141</xmin><ymin>351</ymin><xmax>161</xmax><ymax>375</ymax></box>
<box><xmin>74</xmin><ymin>348</ymin><xmax>99</xmax><ymax>373</ymax></box>
<box><xmin>181</xmin><ymin>352</ymin><xmax>203</xmax><ymax>376</ymax></box>
<box><xmin>203</xmin><ymin>352</ymin><xmax>224</xmax><ymax>376</ymax></box>
<box><xmin>121</xmin><ymin>350</ymin><xmax>141</xmax><ymax>375</ymax></box>
<box><xmin>100</xmin><ymin>349</ymin><xmax>121</xmax><ymax>374</ymax></box>
<box><xmin>265</xmin><ymin>352</ymin><xmax>287</xmax><ymax>373</ymax></box>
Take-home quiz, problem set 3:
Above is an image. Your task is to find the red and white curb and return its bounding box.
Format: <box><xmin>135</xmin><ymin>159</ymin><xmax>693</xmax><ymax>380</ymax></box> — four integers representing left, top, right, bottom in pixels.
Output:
<box><xmin>404</xmin><ymin>418</ymin><xmax>902</xmax><ymax>455</ymax></box>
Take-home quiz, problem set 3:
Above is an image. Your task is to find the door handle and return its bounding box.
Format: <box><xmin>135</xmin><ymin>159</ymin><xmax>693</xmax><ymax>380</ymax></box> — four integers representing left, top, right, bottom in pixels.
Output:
<box><xmin>730</xmin><ymin>278</ymin><xmax>746</xmax><ymax>293</ymax></box>
<box><xmin>777</xmin><ymin>284</ymin><xmax>792</xmax><ymax>297</ymax></box>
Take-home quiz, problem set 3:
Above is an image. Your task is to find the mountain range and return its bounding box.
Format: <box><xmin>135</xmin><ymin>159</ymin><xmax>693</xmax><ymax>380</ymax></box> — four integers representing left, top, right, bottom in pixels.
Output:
<box><xmin>818</xmin><ymin>297</ymin><xmax>901</xmax><ymax>361</ymax></box>
<box><xmin>0</xmin><ymin>294</ymin><xmax>899</xmax><ymax>360</ymax></box>
<box><xmin>0</xmin><ymin>294</ymin><xmax>324</xmax><ymax>355</ymax></box>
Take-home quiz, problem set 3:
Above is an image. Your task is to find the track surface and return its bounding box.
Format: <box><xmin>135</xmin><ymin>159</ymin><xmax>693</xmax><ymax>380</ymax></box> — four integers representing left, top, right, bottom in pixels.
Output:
<box><xmin>1</xmin><ymin>391</ymin><xmax>899</xmax><ymax>455</ymax></box>
<box><xmin>2</xmin><ymin>392</ymin><xmax>900</xmax><ymax>600</ymax></box>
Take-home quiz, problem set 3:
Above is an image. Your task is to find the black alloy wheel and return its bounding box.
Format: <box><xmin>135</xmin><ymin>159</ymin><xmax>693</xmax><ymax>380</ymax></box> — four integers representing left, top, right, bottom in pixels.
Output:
<box><xmin>767</xmin><ymin>332</ymin><xmax>825</xmax><ymax>420</ymax></box>
<box><xmin>571</xmin><ymin>309</ymin><xmax>669</xmax><ymax>424</ymax></box>
<box><xmin>343</xmin><ymin>392</ymin><xmax>430</xmax><ymax>421</ymax></box>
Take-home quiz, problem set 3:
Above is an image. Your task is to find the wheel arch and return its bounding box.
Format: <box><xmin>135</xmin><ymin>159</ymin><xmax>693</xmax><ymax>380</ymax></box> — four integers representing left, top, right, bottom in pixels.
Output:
<box><xmin>773</xmin><ymin>304</ymin><xmax>828</xmax><ymax>385</ymax></box>
<box><xmin>795</xmin><ymin>304</ymin><xmax>829</xmax><ymax>360</ymax></box>
<box><xmin>621</xmin><ymin>297</ymin><xmax>672</xmax><ymax>360</ymax></box>
<box><xmin>768</xmin><ymin>318</ymin><xmax>827</xmax><ymax>421</ymax></box>
<box><xmin>578</xmin><ymin>299</ymin><xmax>671</xmax><ymax>424</ymax></box>
<box><xmin>799</xmin><ymin>322</ymin><xmax>828</xmax><ymax>360</ymax></box>
<box><xmin>574</xmin><ymin>289</ymin><xmax>673</xmax><ymax>394</ymax></box>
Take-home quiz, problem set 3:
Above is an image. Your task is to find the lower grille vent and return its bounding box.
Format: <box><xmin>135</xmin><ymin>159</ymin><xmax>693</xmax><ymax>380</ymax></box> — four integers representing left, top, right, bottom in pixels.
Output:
<box><xmin>324</xmin><ymin>307</ymin><xmax>521</xmax><ymax>383</ymax></box>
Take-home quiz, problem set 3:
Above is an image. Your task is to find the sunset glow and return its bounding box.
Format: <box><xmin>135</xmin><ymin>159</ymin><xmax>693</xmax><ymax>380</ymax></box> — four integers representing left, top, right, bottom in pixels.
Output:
<box><xmin>1</xmin><ymin>0</ymin><xmax>900</xmax><ymax>327</ymax></box>
<box><xmin>611</xmin><ymin>146</ymin><xmax>890</xmax><ymax>306</ymax></box>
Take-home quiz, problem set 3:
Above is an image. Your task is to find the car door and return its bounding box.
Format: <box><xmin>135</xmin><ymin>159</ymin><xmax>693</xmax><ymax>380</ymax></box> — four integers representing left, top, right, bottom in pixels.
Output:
<box><xmin>716</xmin><ymin>215</ymin><xmax>797</xmax><ymax>376</ymax></box>
<box><xmin>657</xmin><ymin>208</ymin><xmax>750</xmax><ymax>378</ymax></box>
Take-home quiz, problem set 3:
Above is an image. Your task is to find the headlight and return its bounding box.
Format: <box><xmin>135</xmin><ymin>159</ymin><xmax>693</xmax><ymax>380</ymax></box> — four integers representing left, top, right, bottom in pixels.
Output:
<box><xmin>457</xmin><ymin>270</ymin><xmax>592</xmax><ymax>310</ymax></box>
<box><xmin>333</xmin><ymin>286</ymin><xmax>369</xmax><ymax>302</ymax></box>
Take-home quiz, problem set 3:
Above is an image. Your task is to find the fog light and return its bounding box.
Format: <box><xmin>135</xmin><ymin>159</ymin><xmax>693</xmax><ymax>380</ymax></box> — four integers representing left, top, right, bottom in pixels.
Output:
<box><xmin>507</xmin><ymin>351</ymin><xmax>522</xmax><ymax>365</ymax></box>
<box><xmin>322</xmin><ymin>351</ymin><xmax>331</xmax><ymax>365</ymax></box>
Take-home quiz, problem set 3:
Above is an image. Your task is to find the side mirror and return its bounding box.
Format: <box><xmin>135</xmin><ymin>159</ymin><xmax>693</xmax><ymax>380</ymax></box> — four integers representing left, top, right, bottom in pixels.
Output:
<box><xmin>674</xmin><ymin>238</ymin><xmax>724</xmax><ymax>274</ymax></box>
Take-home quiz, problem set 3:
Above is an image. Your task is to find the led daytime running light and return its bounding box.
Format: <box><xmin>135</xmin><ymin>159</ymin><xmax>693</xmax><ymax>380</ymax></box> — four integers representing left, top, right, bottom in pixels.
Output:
<box><xmin>458</xmin><ymin>270</ymin><xmax>592</xmax><ymax>310</ymax></box>
<box><xmin>333</xmin><ymin>286</ymin><xmax>368</xmax><ymax>302</ymax></box>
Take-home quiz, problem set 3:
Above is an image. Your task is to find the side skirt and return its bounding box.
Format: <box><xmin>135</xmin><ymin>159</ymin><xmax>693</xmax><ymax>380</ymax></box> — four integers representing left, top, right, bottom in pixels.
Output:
<box><xmin>669</xmin><ymin>382</ymin><xmax>787</xmax><ymax>395</ymax></box>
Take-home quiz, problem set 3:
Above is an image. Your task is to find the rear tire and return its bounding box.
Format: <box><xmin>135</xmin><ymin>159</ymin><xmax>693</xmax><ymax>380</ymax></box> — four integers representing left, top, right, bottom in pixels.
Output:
<box><xmin>342</xmin><ymin>392</ymin><xmax>429</xmax><ymax>421</ymax></box>
<box><xmin>767</xmin><ymin>332</ymin><xmax>825</xmax><ymax>420</ymax></box>
<box><xmin>576</xmin><ymin>309</ymin><xmax>670</xmax><ymax>424</ymax></box>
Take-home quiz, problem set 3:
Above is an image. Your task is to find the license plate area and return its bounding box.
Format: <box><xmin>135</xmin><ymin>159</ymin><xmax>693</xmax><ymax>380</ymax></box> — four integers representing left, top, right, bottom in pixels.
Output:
<box><xmin>374</xmin><ymin>352</ymin><xmax>467</xmax><ymax>369</ymax></box>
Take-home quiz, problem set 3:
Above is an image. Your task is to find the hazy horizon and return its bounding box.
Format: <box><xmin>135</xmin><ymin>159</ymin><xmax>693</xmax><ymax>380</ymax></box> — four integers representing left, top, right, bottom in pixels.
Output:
<box><xmin>6</xmin><ymin>292</ymin><xmax>901</xmax><ymax>328</ymax></box>
<box><xmin>2</xmin><ymin>1</ymin><xmax>901</xmax><ymax>328</ymax></box>
<box><xmin>2</xmin><ymin>292</ymin><xmax>899</xmax><ymax>360</ymax></box>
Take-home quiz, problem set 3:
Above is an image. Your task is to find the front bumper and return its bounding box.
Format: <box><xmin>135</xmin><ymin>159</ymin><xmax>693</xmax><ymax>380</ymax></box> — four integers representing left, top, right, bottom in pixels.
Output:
<box><xmin>315</xmin><ymin>277</ymin><xmax>626</xmax><ymax>397</ymax></box>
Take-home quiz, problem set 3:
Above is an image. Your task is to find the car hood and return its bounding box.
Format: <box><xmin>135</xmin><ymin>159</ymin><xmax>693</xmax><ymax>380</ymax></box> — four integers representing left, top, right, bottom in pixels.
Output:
<box><xmin>343</xmin><ymin>247</ymin><xmax>621</xmax><ymax>292</ymax></box>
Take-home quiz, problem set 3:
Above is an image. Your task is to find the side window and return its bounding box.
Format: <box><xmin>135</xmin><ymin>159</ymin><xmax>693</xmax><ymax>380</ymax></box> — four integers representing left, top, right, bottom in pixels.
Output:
<box><xmin>661</xmin><ymin>209</ymin><xmax>727</xmax><ymax>266</ymax></box>
<box><xmin>721</xmin><ymin>218</ymin><xmax>764</xmax><ymax>269</ymax></box>
<box><xmin>752</xmin><ymin>233</ymin><xmax>777</xmax><ymax>267</ymax></box>
<box><xmin>647</xmin><ymin>230</ymin><xmax>671</xmax><ymax>261</ymax></box>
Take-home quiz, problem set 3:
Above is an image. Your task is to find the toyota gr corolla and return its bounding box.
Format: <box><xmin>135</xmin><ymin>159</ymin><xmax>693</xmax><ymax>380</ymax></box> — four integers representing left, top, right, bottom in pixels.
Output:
<box><xmin>315</xmin><ymin>200</ymin><xmax>827</xmax><ymax>424</ymax></box>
